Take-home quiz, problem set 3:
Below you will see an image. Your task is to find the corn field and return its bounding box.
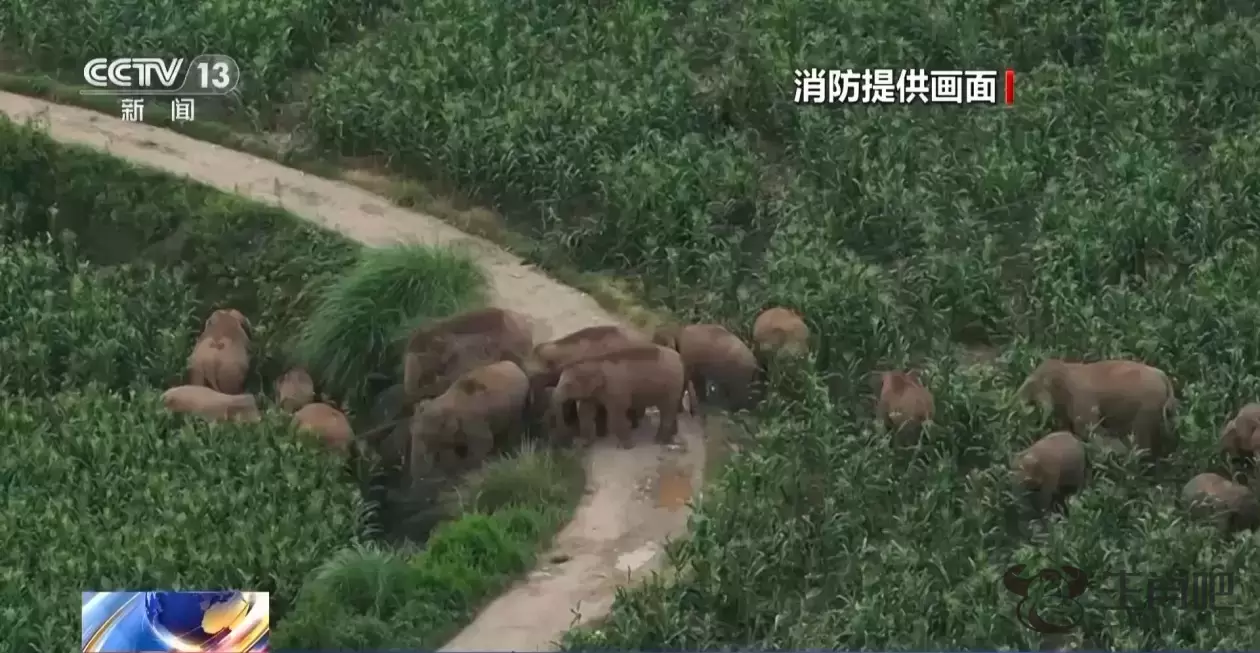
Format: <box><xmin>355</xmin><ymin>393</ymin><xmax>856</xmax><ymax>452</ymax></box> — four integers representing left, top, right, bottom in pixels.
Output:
<box><xmin>6</xmin><ymin>0</ymin><xmax>1260</xmax><ymax>647</ymax></box>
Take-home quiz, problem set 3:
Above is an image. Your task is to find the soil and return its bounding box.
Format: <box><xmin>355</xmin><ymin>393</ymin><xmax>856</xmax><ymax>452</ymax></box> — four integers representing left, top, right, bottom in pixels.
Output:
<box><xmin>0</xmin><ymin>92</ymin><xmax>707</xmax><ymax>652</ymax></box>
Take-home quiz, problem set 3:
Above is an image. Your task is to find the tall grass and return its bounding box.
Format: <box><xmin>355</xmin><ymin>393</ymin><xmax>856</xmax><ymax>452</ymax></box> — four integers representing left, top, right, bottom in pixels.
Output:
<box><xmin>291</xmin><ymin>244</ymin><xmax>487</xmax><ymax>410</ymax></box>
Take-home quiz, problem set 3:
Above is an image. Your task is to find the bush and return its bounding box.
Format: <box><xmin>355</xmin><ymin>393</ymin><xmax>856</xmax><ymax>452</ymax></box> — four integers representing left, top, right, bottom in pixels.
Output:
<box><xmin>272</xmin><ymin>504</ymin><xmax>568</xmax><ymax>650</ymax></box>
<box><xmin>0</xmin><ymin>232</ymin><xmax>195</xmax><ymax>396</ymax></box>
<box><xmin>292</xmin><ymin>243</ymin><xmax>487</xmax><ymax>410</ymax></box>
<box><xmin>0</xmin><ymin>387</ymin><xmax>363</xmax><ymax>652</ymax></box>
<box><xmin>445</xmin><ymin>441</ymin><xmax>586</xmax><ymax>516</ymax></box>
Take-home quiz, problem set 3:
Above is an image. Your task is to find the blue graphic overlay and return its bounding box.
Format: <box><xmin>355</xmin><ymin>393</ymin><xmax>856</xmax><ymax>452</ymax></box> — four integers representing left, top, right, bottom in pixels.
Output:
<box><xmin>81</xmin><ymin>590</ymin><xmax>268</xmax><ymax>652</ymax></box>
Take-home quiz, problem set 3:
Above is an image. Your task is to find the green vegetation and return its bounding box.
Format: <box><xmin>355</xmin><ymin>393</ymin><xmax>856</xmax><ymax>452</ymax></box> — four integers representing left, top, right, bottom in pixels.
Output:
<box><xmin>275</xmin><ymin>443</ymin><xmax>585</xmax><ymax>649</ymax></box>
<box><xmin>6</xmin><ymin>0</ymin><xmax>1260</xmax><ymax>648</ymax></box>
<box><xmin>0</xmin><ymin>0</ymin><xmax>400</xmax><ymax>111</ymax></box>
<box><xmin>0</xmin><ymin>236</ymin><xmax>193</xmax><ymax>396</ymax></box>
<box><xmin>0</xmin><ymin>116</ymin><xmax>582</xmax><ymax>649</ymax></box>
<box><xmin>291</xmin><ymin>0</ymin><xmax>1259</xmax><ymax>648</ymax></box>
<box><xmin>293</xmin><ymin>243</ymin><xmax>487</xmax><ymax>411</ymax></box>
<box><xmin>0</xmin><ymin>230</ymin><xmax>363</xmax><ymax>652</ymax></box>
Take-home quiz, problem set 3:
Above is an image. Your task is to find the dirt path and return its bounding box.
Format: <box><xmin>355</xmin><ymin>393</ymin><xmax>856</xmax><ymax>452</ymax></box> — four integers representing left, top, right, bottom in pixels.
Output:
<box><xmin>0</xmin><ymin>92</ymin><xmax>705</xmax><ymax>652</ymax></box>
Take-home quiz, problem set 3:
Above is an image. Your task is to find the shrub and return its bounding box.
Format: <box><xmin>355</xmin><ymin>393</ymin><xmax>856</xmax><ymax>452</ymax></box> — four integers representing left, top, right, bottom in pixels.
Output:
<box><xmin>0</xmin><ymin>387</ymin><xmax>363</xmax><ymax>653</ymax></box>
<box><xmin>0</xmin><ymin>232</ymin><xmax>195</xmax><ymax>396</ymax></box>
<box><xmin>292</xmin><ymin>243</ymin><xmax>487</xmax><ymax>410</ymax></box>
<box><xmin>272</xmin><ymin>504</ymin><xmax>567</xmax><ymax>650</ymax></box>
<box><xmin>444</xmin><ymin>441</ymin><xmax>586</xmax><ymax>516</ymax></box>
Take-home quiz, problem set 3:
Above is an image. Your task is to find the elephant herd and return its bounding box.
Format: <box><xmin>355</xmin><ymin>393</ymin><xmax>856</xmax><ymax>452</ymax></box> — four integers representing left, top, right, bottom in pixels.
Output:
<box><xmin>874</xmin><ymin>355</ymin><xmax>1260</xmax><ymax>533</ymax></box>
<box><xmin>159</xmin><ymin>308</ymin><xmax>354</xmax><ymax>451</ymax></box>
<box><xmin>154</xmin><ymin>306</ymin><xmax>1260</xmax><ymax>532</ymax></box>
<box><xmin>389</xmin><ymin>305</ymin><xmax>811</xmax><ymax>479</ymax></box>
<box><xmin>155</xmin><ymin>303</ymin><xmax>813</xmax><ymax>484</ymax></box>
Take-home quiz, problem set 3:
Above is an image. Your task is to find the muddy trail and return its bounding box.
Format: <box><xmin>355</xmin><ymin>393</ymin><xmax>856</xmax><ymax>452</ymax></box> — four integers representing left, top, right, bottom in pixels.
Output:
<box><xmin>0</xmin><ymin>92</ymin><xmax>706</xmax><ymax>652</ymax></box>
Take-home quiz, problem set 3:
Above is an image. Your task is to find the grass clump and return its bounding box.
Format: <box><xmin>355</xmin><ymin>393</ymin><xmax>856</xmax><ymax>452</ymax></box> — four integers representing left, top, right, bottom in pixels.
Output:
<box><xmin>444</xmin><ymin>440</ymin><xmax>586</xmax><ymax>516</ymax></box>
<box><xmin>273</xmin><ymin>499</ymin><xmax>575</xmax><ymax>650</ymax></box>
<box><xmin>292</xmin><ymin>243</ymin><xmax>487</xmax><ymax>410</ymax></box>
<box><xmin>276</xmin><ymin>442</ymin><xmax>584</xmax><ymax>648</ymax></box>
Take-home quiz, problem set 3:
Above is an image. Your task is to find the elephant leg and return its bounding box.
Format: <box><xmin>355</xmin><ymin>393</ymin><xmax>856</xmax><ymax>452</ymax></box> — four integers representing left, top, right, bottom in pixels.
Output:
<box><xmin>628</xmin><ymin>407</ymin><xmax>644</xmax><ymax>430</ymax></box>
<box><xmin>545</xmin><ymin>404</ymin><xmax>572</xmax><ymax>447</ymax></box>
<box><xmin>1132</xmin><ymin>409</ymin><xmax>1170</xmax><ymax>459</ymax></box>
<box><xmin>691</xmin><ymin>372</ymin><xmax>709</xmax><ymax>415</ymax></box>
<box><xmin>606</xmin><ymin>401</ymin><xmax>634</xmax><ymax>449</ymax></box>
<box><xmin>576</xmin><ymin>400</ymin><xmax>600</xmax><ymax>445</ymax></box>
<box><xmin>1034</xmin><ymin>483</ymin><xmax>1055</xmax><ymax>513</ymax></box>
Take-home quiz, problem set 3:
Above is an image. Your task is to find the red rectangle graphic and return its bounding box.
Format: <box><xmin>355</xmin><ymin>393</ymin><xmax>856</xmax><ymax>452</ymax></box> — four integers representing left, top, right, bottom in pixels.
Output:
<box><xmin>1005</xmin><ymin>69</ymin><xmax>1015</xmax><ymax>105</ymax></box>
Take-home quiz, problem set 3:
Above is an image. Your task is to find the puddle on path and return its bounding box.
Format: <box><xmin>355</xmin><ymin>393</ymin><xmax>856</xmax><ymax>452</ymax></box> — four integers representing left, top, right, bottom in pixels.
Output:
<box><xmin>656</xmin><ymin>461</ymin><xmax>693</xmax><ymax>509</ymax></box>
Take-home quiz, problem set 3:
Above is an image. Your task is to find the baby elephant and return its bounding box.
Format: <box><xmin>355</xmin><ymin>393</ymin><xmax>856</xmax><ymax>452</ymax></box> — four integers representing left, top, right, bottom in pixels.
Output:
<box><xmin>752</xmin><ymin>307</ymin><xmax>809</xmax><ymax>357</ymax></box>
<box><xmin>1017</xmin><ymin>358</ymin><xmax>1177</xmax><ymax>457</ymax></box>
<box><xmin>187</xmin><ymin>308</ymin><xmax>251</xmax><ymax>395</ymax></box>
<box><xmin>411</xmin><ymin>360</ymin><xmax>530</xmax><ymax>476</ymax></box>
<box><xmin>404</xmin><ymin>307</ymin><xmax>535</xmax><ymax>402</ymax></box>
<box><xmin>162</xmin><ymin>385</ymin><xmax>260</xmax><ymax>423</ymax></box>
<box><xmin>293</xmin><ymin>402</ymin><xmax>353</xmax><ymax>454</ymax></box>
<box><xmin>1012</xmin><ymin>431</ymin><xmax>1087</xmax><ymax>514</ymax></box>
<box><xmin>274</xmin><ymin>367</ymin><xmax>315</xmax><ymax>412</ymax></box>
<box><xmin>654</xmin><ymin>324</ymin><xmax>757</xmax><ymax>414</ymax></box>
<box><xmin>1182</xmin><ymin>473</ymin><xmax>1260</xmax><ymax>533</ymax></box>
<box><xmin>1220</xmin><ymin>403</ymin><xmax>1260</xmax><ymax>461</ymax></box>
<box><xmin>552</xmin><ymin>344</ymin><xmax>685</xmax><ymax>449</ymax></box>
<box><xmin>874</xmin><ymin>370</ymin><xmax>935</xmax><ymax>446</ymax></box>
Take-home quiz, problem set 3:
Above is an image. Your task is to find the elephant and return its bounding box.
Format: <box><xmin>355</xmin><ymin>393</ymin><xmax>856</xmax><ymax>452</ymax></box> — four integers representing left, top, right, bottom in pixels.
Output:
<box><xmin>551</xmin><ymin>344</ymin><xmax>685</xmax><ymax>449</ymax></box>
<box><xmin>274</xmin><ymin>367</ymin><xmax>315</xmax><ymax>412</ymax></box>
<box><xmin>187</xmin><ymin>308</ymin><xmax>251</xmax><ymax>395</ymax></box>
<box><xmin>873</xmin><ymin>370</ymin><xmax>935</xmax><ymax>447</ymax></box>
<box><xmin>1220</xmin><ymin>403</ymin><xmax>1260</xmax><ymax>461</ymax></box>
<box><xmin>1012</xmin><ymin>431</ymin><xmax>1087</xmax><ymax>514</ymax></box>
<box><xmin>293</xmin><ymin>402</ymin><xmax>354</xmax><ymax>454</ymax></box>
<box><xmin>161</xmin><ymin>385</ymin><xmax>260</xmax><ymax>423</ymax></box>
<box><xmin>653</xmin><ymin>323</ymin><xmax>757</xmax><ymax>414</ymax></box>
<box><xmin>403</xmin><ymin>307</ymin><xmax>536</xmax><ymax>403</ymax></box>
<box><xmin>752</xmin><ymin>307</ymin><xmax>809</xmax><ymax>357</ymax></box>
<box><xmin>523</xmin><ymin>324</ymin><xmax>649</xmax><ymax>429</ymax></box>
<box><xmin>1182</xmin><ymin>472</ymin><xmax>1260</xmax><ymax>533</ymax></box>
<box><xmin>410</xmin><ymin>360</ymin><xmax>530</xmax><ymax>475</ymax></box>
<box><xmin>1017</xmin><ymin>358</ymin><xmax>1177</xmax><ymax>458</ymax></box>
